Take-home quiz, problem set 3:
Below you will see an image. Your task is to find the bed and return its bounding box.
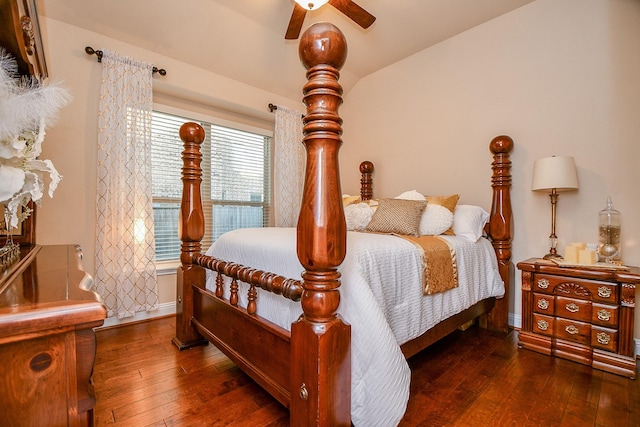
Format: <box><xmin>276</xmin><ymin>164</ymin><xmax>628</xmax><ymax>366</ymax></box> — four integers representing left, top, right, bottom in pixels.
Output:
<box><xmin>172</xmin><ymin>22</ymin><xmax>514</xmax><ymax>427</ymax></box>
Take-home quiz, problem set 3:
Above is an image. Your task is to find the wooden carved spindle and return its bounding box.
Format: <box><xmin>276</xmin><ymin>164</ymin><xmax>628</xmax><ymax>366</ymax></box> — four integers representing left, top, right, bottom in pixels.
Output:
<box><xmin>215</xmin><ymin>273</ymin><xmax>224</xmax><ymax>298</ymax></box>
<box><xmin>173</xmin><ymin>122</ymin><xmax>208</xmax><ymax>349</ymax></box>
<box><xmin>359</xmin><ymin>161</ymin><xmax>374</xmax><ymax>201</ymax></box>
<box><xmin>247</xmin><ymin>284</ymin><xmax>257</xmax><ymax>315</ymax></box>
<box><xmin>291</xmin><ymin>23</ymin><xmax>351</xmax><ymax>426</ymax></box>
<box><xmin>230</xmin><ymin>278</ymin><xmax>239</xmax><ymax>306</ymax></box>
<box><xmin>487</xmin><ymin>135</ymin><xmax>514</xmax><ymax>333</ymax></box>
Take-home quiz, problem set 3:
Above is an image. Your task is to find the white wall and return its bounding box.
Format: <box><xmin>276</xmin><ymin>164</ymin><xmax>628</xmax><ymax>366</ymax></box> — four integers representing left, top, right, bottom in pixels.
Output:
<box><xmin>340</xmin><ymin>0</ymin><xmax>640</xmax><ymax>337</ymax></box>
<box><xmin>35</xmin><ymin>18</ymin><xmax>301</xmax><ymax>306</ymax></box>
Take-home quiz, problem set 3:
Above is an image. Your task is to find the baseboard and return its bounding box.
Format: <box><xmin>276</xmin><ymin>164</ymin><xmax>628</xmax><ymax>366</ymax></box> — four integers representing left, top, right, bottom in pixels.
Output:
<box><xmin>509</xmin><ymin>312</ymin><xmax>521</xmax><ymax>329</ymax></box>
<box><xmin>635</xmin><ymin>338</ymin><xmax>639</xmax><ymax>359</ymax></box>
<box><xmin>97</xmin><ymin>301</ymin><xmax>176</xmax><ymax>330</ymax></box>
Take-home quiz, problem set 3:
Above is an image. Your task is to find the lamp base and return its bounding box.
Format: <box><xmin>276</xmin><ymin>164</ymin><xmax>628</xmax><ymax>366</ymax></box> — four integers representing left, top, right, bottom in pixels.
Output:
<box><xmin>543</xmin><ymin>252</ymin><xmax>563</xmax><ymax>261</ymax></box>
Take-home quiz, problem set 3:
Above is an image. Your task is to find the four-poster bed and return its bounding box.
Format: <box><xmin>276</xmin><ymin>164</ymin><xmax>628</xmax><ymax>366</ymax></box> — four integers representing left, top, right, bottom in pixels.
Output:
<box><xmin>173</xmin><ymin>22</ymin><xmax>514</xmax><ymax>426</ymax></box>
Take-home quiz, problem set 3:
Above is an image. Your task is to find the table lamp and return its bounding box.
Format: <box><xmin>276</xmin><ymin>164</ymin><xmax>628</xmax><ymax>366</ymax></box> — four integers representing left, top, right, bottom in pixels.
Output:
<box><xmin>531</xmin><ymin>155</ymin><xmax>579</xmax><ymax>260</ymax></box>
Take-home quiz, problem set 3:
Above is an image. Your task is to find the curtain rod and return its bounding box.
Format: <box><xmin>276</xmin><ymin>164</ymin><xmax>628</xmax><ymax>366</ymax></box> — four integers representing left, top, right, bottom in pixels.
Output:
<box><xmin>85</xmin><ymin>46</ymin><xmax>167</xmax><ymax>76</ymax></box>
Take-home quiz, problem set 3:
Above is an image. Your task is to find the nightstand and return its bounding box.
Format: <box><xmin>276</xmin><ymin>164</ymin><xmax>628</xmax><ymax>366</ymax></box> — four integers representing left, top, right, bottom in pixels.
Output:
<box><xmin>517</xmin><ymin>258</ymin><xmax>637</xmax><ymax>378</ymax></box>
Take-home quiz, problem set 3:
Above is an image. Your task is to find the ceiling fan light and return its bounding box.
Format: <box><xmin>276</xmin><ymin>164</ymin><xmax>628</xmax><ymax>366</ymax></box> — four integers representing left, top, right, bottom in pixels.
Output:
<box><xmin>294</xmin><ymin>0</ymin><xmax>329</xmax><ymax>11</ymax></box>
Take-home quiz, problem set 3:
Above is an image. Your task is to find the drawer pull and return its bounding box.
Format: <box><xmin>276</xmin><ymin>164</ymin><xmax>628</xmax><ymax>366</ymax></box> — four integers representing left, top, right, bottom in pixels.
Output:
<box><xmin>537</xmin><ymin>299</ymin><xmax>550</xmax><ymax>310</ymax></box>
<box><xmin>596</xmin><ymin>332</ymin><xmax>611</xmax><ymax>345</ymax></box>
<box><xmin>597</xmin><ymin>286</ymin><xmax>612</xmax><ymax>299</ymax></box>
<box><xmin>536</xmin><ymin>319</ymin><xmax>549</xmax><ymax>331</ymax></box>
<box><xmin>597</xmin><ymin>309</ymin><xmax>611</xmax><ymax>322</ymax></box>
<box><xmin>565</xmin><ymin>302</ymin><xmax>579</xmax><ymax>313</ymax></box>
<box><xmin>537</xmin><ymin>278</ymin><xmax>549</xmax><ymax>289</ymax></box>
<box><xmin>565</xmin><ymin>325</ymin><xmax>579</xmax><ymax>335</ymax></box>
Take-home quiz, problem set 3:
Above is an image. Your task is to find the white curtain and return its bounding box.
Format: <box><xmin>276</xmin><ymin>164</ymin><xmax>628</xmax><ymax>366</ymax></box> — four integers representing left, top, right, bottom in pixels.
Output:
<box><xmin>273</xmin><ymin>105</ymin><xmax>305</xmax><ymax>227</ymax></box>
<box><xmin>95</xmin><ymin>49</ymin><xmax>158</xmax><ymax>319</ymax></box>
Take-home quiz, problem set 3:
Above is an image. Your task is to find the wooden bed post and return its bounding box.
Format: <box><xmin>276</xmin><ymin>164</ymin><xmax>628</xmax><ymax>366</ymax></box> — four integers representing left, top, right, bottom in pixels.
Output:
<box><xmin>291</xmin><ymin>23</ymin><xmax>351</xmax><ymax>426</ymax></box>
<box><xmin>359</xmin><ymin>161</ymin><xmax>374</xmax><ymax>201</ymax></box>
<box><xmin>485</xmin><ymin>135</ymin><xmax>514</xmax><ymax>333</ymax></box>
<box><xmin>173</xmin><ymin>122</ymin><xmax>208</xmax><ymax>349</ymax></box>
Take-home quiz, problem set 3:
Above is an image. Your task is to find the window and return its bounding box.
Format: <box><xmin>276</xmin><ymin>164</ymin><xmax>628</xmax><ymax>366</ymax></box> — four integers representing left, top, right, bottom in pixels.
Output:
<box><xmin>150</xmin><ymin>110</ymin><xmax>271</xmax><ymax>262</ymax></box>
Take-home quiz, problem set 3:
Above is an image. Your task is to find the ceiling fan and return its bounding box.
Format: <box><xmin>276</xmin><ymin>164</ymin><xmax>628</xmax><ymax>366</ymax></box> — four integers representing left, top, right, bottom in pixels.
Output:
<box><xmin>285</xmin><ymin>0</ymin><xmax>376</xmax><ymax>39</ymax></box>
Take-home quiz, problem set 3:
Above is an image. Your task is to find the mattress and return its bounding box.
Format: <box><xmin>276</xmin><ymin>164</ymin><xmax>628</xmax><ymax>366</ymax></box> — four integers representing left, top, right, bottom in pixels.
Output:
<box><xmin>205</xmin><ymin>227</ymin><xmax>504</xmax><ymax>427</ymax></box>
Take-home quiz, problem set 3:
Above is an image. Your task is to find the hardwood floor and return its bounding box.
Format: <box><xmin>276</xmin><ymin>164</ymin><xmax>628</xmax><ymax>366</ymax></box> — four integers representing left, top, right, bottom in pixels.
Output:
<box><xmin>93</xmin><ymin>316</ymin><xmax>640</xmax><ymax>426</ymax></box>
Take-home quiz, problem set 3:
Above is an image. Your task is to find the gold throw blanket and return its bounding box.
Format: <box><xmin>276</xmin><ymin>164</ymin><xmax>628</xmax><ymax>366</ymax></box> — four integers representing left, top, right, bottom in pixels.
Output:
<box><xmin>399</xmin><ymin>235</ymin><xmax>458</xmax><ymax>295</ymax></box>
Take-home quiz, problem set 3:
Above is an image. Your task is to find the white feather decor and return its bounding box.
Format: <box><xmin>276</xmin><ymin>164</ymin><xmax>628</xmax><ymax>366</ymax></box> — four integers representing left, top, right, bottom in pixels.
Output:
<box><xmin>0</xmin><ymin>49</ymin><xmax>72</xmax><ymax>229</ymax></box>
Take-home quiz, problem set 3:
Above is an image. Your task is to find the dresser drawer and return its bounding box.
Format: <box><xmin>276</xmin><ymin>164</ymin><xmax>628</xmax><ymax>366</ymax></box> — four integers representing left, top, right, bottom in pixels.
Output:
<box><xmin>555</xmin><ymin>317</ymin><xmax>591</xmax><ymax>345</ymax></box>
<box><xmin>591</xmin><ymin>326</ymin><xmax>618</xmax><ymax>352</ymax></box>
<box><xmin>591</xmin><ymin>303</ymin><xmax>619</xmax><ymax>328</ymax></box>
<box><xmin>533</xmin><ymin>293</ymin><xmax>554</xmax><ymax>315</ymax></box>
<box><xmin>532</xmin><ymin>313</ymin><xmax>554</xmax><ymax>336</ymax></box>
<box><xmin>555</xmin><ymin>296</ymin><xmax>591</xmax><ymax>323</ymax></box>
<box><xmin>534</xmin><ymin>274</ymin><xmax>618</xmax><ymax>304</ymax></box>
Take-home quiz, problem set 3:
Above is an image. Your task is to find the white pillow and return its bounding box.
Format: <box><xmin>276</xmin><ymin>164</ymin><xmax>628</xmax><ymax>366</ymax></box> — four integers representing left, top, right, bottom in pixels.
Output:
<box><xmin>344</xmin><ymin>202</ymin><xmax>375</xmax><ymax>231</ymax></box>
<box><xmin>419</xmin><ymin>204</ymin><xmax>454</xmax><ymax>235</ymax></box>
<box><xmin>394</xmin><ymin>190</ymin><xmax>425</xmax><ymax>201</ymax></box>
<box><xmin>395</xmin><ymin>190</ymin><xmax>454</xmax><ymax>235</ymax></box>
<box><xmin>453</xmin><ymin>205</ymin><xmax>490</xmax><ymax>242</ymax></box>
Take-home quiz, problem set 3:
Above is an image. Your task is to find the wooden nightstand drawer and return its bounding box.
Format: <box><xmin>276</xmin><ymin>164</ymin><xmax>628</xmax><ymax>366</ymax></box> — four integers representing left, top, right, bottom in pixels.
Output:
<box><xmin>535</xmin><ymin>274</ymin><xmax>618</xmax><ymax>304</ymax></box>
<box><xmin>533</xmin><ymin>275</ymin><xmax>554</xmax><ymax>294</ymax></box>
<box><xmin>533</xmin><ymin>293</ymin><xmax>554</xmax><ymax>315</ymax></box>
<box><xmin>555</xmin><ymin>296</ymin><xmax>591</xmax><ymax>323</ymax></box>
<box><xmin>532</xmin><ymin>313</ymin><xmax>554</xmax><ymax>336</ymax></box>
<box><xmin>591</xmin><ymin>303</ymin><xmax>618</xmax><ymax>328</ymax></box>
<box><xmin>555</xmin><ymin>318</ymin><xmax>590</xmax><ymax>345</ymax></box>
<box><xmin>591</xmin><ymin>326</ymin><xmax>618</xmax><ymax>352</ymax></box>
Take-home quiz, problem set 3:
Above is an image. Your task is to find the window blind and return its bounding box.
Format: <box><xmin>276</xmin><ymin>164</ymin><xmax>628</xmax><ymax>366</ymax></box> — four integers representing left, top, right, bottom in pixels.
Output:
<box><xmin>150</xmin><ymin>110</ymin><xmax>271</xmax><ymax>262</ymax></box>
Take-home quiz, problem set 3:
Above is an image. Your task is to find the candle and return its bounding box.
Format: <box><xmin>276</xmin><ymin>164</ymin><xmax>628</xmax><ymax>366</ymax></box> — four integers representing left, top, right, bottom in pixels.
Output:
<box><xmin>579</xmin><ymin>249</ymin><xmax>597</xmax><ymax>265</ymax></box>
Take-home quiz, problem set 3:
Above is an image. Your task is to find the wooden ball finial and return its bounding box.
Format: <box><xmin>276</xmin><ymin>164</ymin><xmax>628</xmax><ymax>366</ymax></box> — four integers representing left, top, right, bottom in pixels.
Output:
<box><xmin>299</xmin><ymin>22</ymin><xmax>347</xmax><ymax>71</ymax></box>
<box><xmin>489</xmin><ymin>135</ymin><xmax>514</xmax><ymax>155</ymax></box>
<box><xmin>179</xmin><ymin>122</ymin><xmax>205</xmax><ymax>144</ymax></box>
<box><xmin>359</xmin><ymin>161</ymin><xmax>374</xmax><ymax>174</ymax></box>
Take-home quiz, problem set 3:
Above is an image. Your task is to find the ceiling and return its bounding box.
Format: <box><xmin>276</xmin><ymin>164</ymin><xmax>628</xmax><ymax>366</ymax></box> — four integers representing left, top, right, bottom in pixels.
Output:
<box><xmin>39</xmin><ymin>0</ymin><xmax>535</xmax><ymax>101</ymax></box>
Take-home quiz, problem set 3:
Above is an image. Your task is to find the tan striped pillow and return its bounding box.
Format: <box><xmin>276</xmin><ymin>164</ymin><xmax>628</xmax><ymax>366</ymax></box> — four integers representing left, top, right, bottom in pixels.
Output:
<box><xmin>365</xmin><ymin>198</ymin><xmax>427</xmax><ymax>236</ymax></box>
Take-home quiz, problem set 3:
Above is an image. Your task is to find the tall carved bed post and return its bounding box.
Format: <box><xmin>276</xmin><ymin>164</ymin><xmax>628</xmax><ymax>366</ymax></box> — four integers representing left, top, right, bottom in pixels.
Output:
<box><xmin>485</xmin><ymin>135</ymin><xmax>514</xmax><ymax>333</ymax></box>
<box><xmin>291</xmin><ymin>23</ymin><xmax>351</xmax><ymax>426</ymax></box>
<box><xmin>173</xmin><ymin>123</ymin><xmax>208</xmax><ymax>349</ymax></box>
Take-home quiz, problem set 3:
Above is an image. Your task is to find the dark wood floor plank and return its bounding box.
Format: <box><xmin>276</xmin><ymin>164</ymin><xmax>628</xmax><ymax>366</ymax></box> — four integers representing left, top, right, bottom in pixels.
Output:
<box><xmin>453</xmin><ymin>342</ymin><xmax>523</xmax><ymax>425</ymax></box>
<box><xmin>493</xmin><ymin>351</ymin><xmax>556</xmax><ymax>425</ymax></box>
<box><xmin>596</xmin><ymin>372</ymin><xmax>632</xmax><ymax>426</ymax></box>
<box><xmin>92</xmin><ymin>317</ymin><xmax>640</xmax><ymax>426</ymax></box>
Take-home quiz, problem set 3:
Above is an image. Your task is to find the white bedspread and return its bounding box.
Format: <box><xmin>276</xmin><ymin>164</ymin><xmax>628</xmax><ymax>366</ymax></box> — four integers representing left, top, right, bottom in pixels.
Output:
<box><xmin>205</xmin><ymin>227</ymin><xmax>504</xmax><ymax>427</ymax></box>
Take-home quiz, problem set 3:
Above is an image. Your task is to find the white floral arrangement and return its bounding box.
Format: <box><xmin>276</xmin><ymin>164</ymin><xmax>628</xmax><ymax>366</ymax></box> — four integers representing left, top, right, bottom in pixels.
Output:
<box><xmin>0</xmin><ymin>49</ymin><xmax>72</xmax><ymax>229</ymax></box>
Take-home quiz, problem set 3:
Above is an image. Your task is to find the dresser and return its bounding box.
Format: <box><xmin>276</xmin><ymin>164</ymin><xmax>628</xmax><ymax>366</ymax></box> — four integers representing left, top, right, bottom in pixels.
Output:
<box><xmin>517</xmin><ymin>258</ymin><xmax>637</xmax><ymax>378</ymax></box>
<box><xmin>0</xmin><ymin>245</ymin><xmax>107</xmax><ymax>426</ymax></box>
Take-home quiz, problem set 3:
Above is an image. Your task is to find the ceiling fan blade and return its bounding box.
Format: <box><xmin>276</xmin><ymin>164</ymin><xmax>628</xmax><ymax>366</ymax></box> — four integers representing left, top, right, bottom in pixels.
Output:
<box><xmin>328</xmin><ymin>0</ymin><xmax>376</xmax><ymax>29</ymax></box>
<box><xmin>285</xmin><ymin>4</ymin><xmax>307</xmax><ymax>39</ymax></box>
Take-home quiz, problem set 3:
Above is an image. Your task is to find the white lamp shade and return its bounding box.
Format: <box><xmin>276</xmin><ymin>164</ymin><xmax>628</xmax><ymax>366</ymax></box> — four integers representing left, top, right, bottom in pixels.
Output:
<box><xmin>294</xmin><ymin>0</ymin><xmax>329</xmax><ymax>10</ymax></box>
<box><xmin>531</xmin><ymin>156</ymin><xmax>579</xmax><ymax>191</ymax></box>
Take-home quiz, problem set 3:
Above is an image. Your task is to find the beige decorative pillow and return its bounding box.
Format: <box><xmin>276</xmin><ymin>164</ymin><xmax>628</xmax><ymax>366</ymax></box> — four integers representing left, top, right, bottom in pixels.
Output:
<box><xmin>426</xmin><ymin>194</ymin><xmax>460</xmax><ymax>235</ymax></box>
<box><xmin>342</xmin><ymin>194</ymin><xmax>361</xmax><ymax>207</ymax></box>
<box><xmin>365</xmin><ymin>198</ymin><xmax>427</xmax><ymax>236</ymax></box>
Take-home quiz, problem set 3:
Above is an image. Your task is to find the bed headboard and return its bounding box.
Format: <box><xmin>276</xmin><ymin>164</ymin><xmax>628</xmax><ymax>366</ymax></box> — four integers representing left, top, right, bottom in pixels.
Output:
<box><xmin>354</xmin><ymin>135</ymin><xmax>514</xmax><ymax>333</ymax></box>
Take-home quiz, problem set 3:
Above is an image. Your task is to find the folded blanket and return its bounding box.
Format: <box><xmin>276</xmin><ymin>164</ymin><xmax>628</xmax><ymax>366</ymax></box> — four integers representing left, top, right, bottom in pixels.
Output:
<box><xmin>398</xmin><ymin>235</ymin><xmax>458</xmax><ymax>295</ymax></box>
